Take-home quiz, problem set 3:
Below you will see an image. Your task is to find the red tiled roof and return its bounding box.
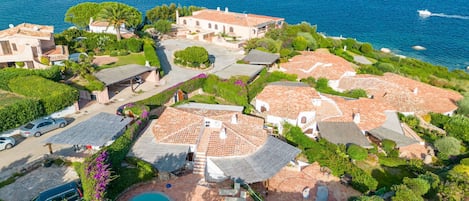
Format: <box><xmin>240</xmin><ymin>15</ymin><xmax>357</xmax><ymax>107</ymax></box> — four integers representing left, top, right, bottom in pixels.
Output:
<box><xmin>152</xmin><ymin>106</ymin><xmax>267</xmax><ymax>157</ymax></box>
<box><xmin>280</xmin><ymin>50</ymin><xmax>355</xmax><ymax>80</ymax></box>
<box><xmin>182</xmin><ymin>9</ymin><xmax>284</xmax><ymax>27</ymax></box>
<box><xmin>338</xmin><ymin>73</ymin><xmax>462</xmax><ymax>114</ymax></box>
<box><xmin>322</xmin><ymin>95</ymin><xmax>395</xmax><ymax>131</ymax></box>
<box><xmin>255</xmin><ymin>82</ymin><xmax>320</xmax><ymax>119</ymax></box>
<box><xmin>0</xmin><ymin>23</ymin><xmax>53</xmax><ymax>38</ymax></box>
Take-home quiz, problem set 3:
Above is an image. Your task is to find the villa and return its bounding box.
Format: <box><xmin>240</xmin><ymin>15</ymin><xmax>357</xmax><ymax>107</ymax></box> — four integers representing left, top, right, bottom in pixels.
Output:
<box><xmin>129</xmin><ymin>103</ymin><xmax>300</xmax><ymax>183</ymax></box>
<box><xmin>338</xmin><ymin>73</ymin><xmax>463</xmax><ymax>115</ymax></box>
<box><xmin>251</xmin><ymin>81</ymin><xmax>341</xmax><ymax>134</ymax></box>
<box><xmin>176</xmin><ymin>7</ymin><xmax>284</xmax><ymax>42</ymax></box>
<box><xmin>0</xmin><ymin>23</ymin><xmax>68</xmax><ymax>69</ymax></box>
<box><xmin>279</xmin><ymin>49</ymin><xmax>356</xmax><ymax>89</ymax></box>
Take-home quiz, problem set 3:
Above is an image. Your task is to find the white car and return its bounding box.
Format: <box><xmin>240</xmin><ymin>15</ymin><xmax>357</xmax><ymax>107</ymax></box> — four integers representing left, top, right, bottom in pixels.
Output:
<box><xmin>0</xmin><ymin>136</ymin><xmax>15</xmax><ymax>150</ymax></box>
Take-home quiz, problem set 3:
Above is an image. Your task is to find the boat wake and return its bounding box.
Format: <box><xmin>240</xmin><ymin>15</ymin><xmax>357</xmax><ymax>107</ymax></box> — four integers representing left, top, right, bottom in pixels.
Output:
<box><xmin>418</xmin><ymin>9</ymin><xmax>469</xmax><ymax>20</ymax></box>
<box><xmin>431</xmin><ymin>13</ymin><xmax>469</xmax><ymax>20</ymax></box>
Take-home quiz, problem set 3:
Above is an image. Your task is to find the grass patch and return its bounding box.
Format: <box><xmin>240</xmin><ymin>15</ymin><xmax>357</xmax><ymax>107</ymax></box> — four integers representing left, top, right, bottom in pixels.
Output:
<box><xmin>0</xmin><ymin>90</ymin><xmax>25</xmax><ymax>109</ymax></box>
<box><xmin>98</xmin><ymin>53</ymin><xmax>146</xmax><ymax>70</ymax></box>
<box><xmin>356</xmin><ymin>159</ymin><xmax>414</xmax><ymax>189</ymax></box>
<box><xmin>179</xmin><ymin>94</ymin><xmax>234</xmax><ymax>105</ymax></box>
<box><xmin>0</xmin><ymin>172</ymin><xmax>25</xmax><ymax>189</ymax></box>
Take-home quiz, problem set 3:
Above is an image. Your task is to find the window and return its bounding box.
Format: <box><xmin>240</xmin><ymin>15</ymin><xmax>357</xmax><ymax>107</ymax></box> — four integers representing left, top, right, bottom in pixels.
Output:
<box><xmin>229</xmin><ymin>27</ymin><xmax>234</xmax><ymax>32</ymax></box>
<box><xmin>11</xmin><ymin>43</ymin><xmax>17</xmax><ymax>51</ymax></box>
<box><xmin>301</xmin><ymin>117</ymin><xmax>307</xmax><ymax>124</ymax></box>
<box><xmin>214</xmin><ymin>24</ymin><xmax>218</xmax><ymax>30</ymax></box>
<box><xmin>205</xmin><ymin>121</ymin><xmax>210</xmax><ymax>127</ymax></box>
<box><xmin>208</xmin><ymin>23</ymin><xmax>211</xmax><ymax>29</ymax></box>
<box><xmin>183</xmin><ymin>20</ymin><xmax>187</xmax><ymax>25</ymax></box>
<box><xmin>196</xmin><ymin>21</ymin><xmax>200</xmax><ymax>26</ymax></box>
<box><xmin>260</xmin><ymin>106</ymin><xmax>267</xmax><ymax>112</ymax></box>
<box><xmin>0</xmin><ymin>41</ymin><xmax>12</xmax><ymax>55</ymax></box>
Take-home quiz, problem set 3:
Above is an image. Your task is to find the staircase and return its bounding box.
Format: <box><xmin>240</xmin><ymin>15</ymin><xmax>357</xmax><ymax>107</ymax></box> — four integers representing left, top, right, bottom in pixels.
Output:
<box><xmin>193</xmin><ymin>152</ymin><xmax>207</xmax><ymax>175</ymax></box>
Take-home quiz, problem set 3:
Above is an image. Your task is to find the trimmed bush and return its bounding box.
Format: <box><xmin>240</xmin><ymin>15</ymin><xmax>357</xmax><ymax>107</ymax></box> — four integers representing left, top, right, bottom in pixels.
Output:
<box><xmin>434</xmin><ymin>136</ymin><xmax>461</xmax><ymax>159</ymax></box>
<box><xmin>381</xmin><ymin>139</ymin><xmax>396</xmax><ymax>155</ymax></box>
<box><xmin>8</xmin><ymin>75</ymin><xmax>78</xmax><ymax>114</ymax></box>
<box><xmin>347</xmin><ymin>144</ymin><xmax>368</xmax><ymax>161</ymax></box>
<box><xmin>0</xmin><ymin>96</ymin><xmax>43</xmax><ymax>132</ymax></box>
<box><xmin>360</xmin><ymin>43</ymin><xmax>373</xmax><ymax>53</ymax></box>
<box><xmin>143</xmin><ymin>41</ymin><xmax>160</xmax><ymax>67</ymax></box>
<box><xmin>124</xmin><ymin>38</ymin><xmax>144</xmax><ymax>53</ymax></box>
<box><xmin>174</xmin><ymin>46</ymin><xmax>210</xmax><ymax>68</ymax></box>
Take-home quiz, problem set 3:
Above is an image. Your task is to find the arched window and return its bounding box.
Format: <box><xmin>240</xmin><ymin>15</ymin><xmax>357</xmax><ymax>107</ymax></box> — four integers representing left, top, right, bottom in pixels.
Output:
<box><xmin>208</xmin><ymin>23</ymin><xmax>211</xmax><ymax>29</ymax></box>
<box><xmin>301</xmin><ymin>117</ymin><xmax>307</xmax><ymax>124</ymax></box>
<box><xmin>229</xmin><ymin>27</ymin><xmax>234</xmax><ymax>32</ymax></box>
<box><xmin>260</xmin><ymin>106</ymin><xmax>267</xmax><ymax>112</ymax></box>
<box><xmin>214</xmin><ymin>24</ymin><xmax>218</xmax><ymax>30</ymax></box>
<box><xmin>183</xmin><ymin>20</ymin><xmax>186</xmax><ymax>25</ymax></box>
<box><xmin>196</xmin><ymin>21</ymin><xmax>200</xmax><ymax>26</ymax></box>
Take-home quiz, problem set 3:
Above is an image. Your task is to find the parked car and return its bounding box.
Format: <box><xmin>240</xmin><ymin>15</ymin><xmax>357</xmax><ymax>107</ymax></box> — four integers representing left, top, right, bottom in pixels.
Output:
<box><xmin>0</xmin><ymin>136</ymin><xmax>15</xmax><ymax>151</ymax></box>
<box><xmin>20</xmin><ymin>117</ymin><xmax>68</xmax><ymax>137</ymax></box>
<box><xmin>31</xmin><ymin>181</ymin><xmax>83</xmax><ymax>201</ymax></box>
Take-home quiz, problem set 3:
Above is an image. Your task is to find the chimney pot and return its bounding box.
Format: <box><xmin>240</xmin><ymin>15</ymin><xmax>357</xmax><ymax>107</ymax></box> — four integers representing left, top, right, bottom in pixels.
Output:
<box><xmin>225</xmin><ymin>7</ymin><xmax>229</xmax><ymax>13</ymax></box>
<box><xmin>220</xmin><ymin>127</ymin><xmax>227</xmax><ymax>139</ymax></box>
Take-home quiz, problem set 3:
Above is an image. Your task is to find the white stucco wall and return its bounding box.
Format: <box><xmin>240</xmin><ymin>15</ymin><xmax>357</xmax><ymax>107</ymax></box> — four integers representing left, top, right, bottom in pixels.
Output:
<box><xmin>254</xmin><ymin>99</ymin><xmax>270</xmax><ymax>113</ymax></box>
<box><xmin>296</xmin><ymin>111</ymin><xmax>316</xmax><ymax>128</ymax></box>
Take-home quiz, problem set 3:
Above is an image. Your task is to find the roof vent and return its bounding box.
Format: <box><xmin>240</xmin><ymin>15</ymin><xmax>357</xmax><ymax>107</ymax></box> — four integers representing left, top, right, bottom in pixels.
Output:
<box><xmin>231</xmin><ymin>114</ymin><xmax>238</xmax><ymax>124</ymax></box>
<box><xmin>353</xmin><ymin>111</ymin><xmax>360</xmax><ymax>124</ymax></box>
<box><xmin>413</xmin><ymin>87</ymin><xmax>418</xmax><ymax>95</ymax></box>
<box><xmin>225</xmin><ymin>7</ymin><xmax>229</xmax><ymax>13</ymax></box>
<box><xmin>219</xmin><ymin>127</ymin><xmax>227</xmax><ymax>139</ymax></box>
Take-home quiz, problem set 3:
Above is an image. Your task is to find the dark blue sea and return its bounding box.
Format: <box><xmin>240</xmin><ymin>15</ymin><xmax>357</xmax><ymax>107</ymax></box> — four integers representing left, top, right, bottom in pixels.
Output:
<box><xmin>1</xmin><ymin>0</ymin><xmax>468</xmax><ymax>70</ymax></box>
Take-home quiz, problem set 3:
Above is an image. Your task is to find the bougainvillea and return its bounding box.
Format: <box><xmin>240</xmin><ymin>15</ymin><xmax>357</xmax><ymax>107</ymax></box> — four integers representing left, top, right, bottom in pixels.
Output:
<box><xmin>86</xmin><ymin>151</ymin><xmax>115</xmax><ymax>201</ymax></box>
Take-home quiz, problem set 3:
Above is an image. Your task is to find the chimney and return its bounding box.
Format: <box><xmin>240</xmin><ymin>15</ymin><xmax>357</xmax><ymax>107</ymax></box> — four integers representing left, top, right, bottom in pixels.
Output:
<box><xmin>225</xmin><ymin>7</ymin><xmax>229</xmax><ymax>13</ymax></box>
<box><xmin>89</xmin><ymin>17</ymin><xmax>94</xmax><ymax>25</ymax></box>
<box><xmin>353</xmin><ymin>109</ymin><xmax>360</xmax><ymax>124</ymax></box>
<box><xmin>217</xmin><ymin>7</ymin><xmax>220</xmax><ymax>11</ymax></box>
<box><xmin>219</xmin><ymin>127</ymin><xmax>227</xmax><ymax>139</ymax></box>
<box><xmin>413</xmin><ymin>87</ymin><xmax>418</xmax><ymax>95</ymax></box>
<box><xmin>175</xmin><ymin>10</ymin><xmax>180</xmax><ymax>24</ymax></box>
<box><xmin>231</xmin><ymin>114</ymin><xmax>238</xmax><ymax>124</ymax></box>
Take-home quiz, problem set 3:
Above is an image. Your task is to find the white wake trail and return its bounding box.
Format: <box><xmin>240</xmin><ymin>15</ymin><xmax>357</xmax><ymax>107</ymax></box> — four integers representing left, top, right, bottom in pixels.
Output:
<box><xmin>431</xmin><ymin>13</ymin><xmax>469</xmax><ymax>20</ymax></box>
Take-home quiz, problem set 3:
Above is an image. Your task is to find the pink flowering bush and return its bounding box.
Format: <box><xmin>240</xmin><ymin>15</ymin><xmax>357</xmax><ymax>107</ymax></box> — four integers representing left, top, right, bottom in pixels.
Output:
<box><xmin>85</xmin><ymin>151</ymin><xmax>116</xmax><ymax>201</ymax></box>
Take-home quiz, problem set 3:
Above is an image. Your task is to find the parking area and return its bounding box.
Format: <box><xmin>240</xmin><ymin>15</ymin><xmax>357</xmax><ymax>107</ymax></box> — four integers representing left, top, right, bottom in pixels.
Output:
<box><xmin>0</xmin><ymin>165</ymin><xmax>79</xmax><ymax>201</ymax></box>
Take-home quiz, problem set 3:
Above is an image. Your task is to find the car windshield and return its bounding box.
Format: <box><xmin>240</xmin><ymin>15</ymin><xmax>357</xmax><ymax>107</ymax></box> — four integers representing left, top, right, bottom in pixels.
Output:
<box><xmin>24</xmin><ymin>123</ymin><xmax>35</xmax><ymax>129</ymax></box>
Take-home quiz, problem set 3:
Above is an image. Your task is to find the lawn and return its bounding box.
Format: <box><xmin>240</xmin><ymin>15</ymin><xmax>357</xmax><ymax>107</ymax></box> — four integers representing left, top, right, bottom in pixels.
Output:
<box><xmin>355</xmin><ymin>158</ymin><xmax>414</xmax><ymax>189</ymax></box>
<box><xmin>178</xmin><ymin>94</ymin><xmax>234</xmax><ymax>105</ymax></box>
<box><xmin>98</xmin><ymin>53</ymin><xmax>146</xmax><ymax>70</ymax></box>
<box><xmin>0</xmin><ymin>90</ymin><xmax>24</xmax><ymax>109</ymax></box>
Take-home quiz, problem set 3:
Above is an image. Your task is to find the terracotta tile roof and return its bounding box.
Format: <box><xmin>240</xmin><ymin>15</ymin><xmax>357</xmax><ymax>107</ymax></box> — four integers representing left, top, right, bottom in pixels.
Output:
<box><xmin>183</xmin><ymin>9</ymin><xmax>284</xmax><ymax>27</ymax></box>
<box><xmin>255</xmin><ymin>82</ymin><xmax>320</xmax><ymax>119</ymax></box>
<box><xmin>280</xmin><ymin>50</ymin><xmax>355</xmax><ymax>80</ymax></box>
<box><xmin>152</xmin><ymin>105</ymin><xmax>267</xmax><ymax>157</ymax></box>
<box><xmin>322</xmin><ymin>95</ymin><xmax>395</xmax><ymax>131</ymax></box>
<box><xmin>0</xmin><ymin>23</ymin><xmax>53</xmax><ymax>39</ymax></box>
<box><xmin>90</xmin><ymin>21</ymin><xmax>111</xmax><ymax>27</ymax></box>
<box><xmin>338</xmin><ymin>73</ymin><xmax>462</xmax><ymax>114</ymax></box>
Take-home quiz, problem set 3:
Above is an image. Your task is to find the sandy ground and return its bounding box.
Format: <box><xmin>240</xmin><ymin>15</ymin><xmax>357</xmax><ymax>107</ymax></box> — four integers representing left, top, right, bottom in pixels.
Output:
<box><xmin>0</xmin><ymin>166</ymin><xmax>79</xmax><ymax>201</ymax></box>
<box><xmin>93</xmin><ymin>56</ymin><xmax>118</xmax><ymax>66</ymax></box>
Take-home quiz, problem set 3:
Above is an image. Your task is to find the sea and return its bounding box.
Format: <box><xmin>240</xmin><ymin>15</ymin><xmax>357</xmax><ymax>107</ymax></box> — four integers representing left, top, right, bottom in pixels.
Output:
<box><xmin>0</xmin><ymin>0</ymin><xmax>468</xmax><ymax>70</ymax></box>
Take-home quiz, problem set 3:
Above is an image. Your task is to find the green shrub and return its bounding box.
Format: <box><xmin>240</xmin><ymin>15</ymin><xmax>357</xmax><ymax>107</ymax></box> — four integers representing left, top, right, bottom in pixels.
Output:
<box><xmin>15</xmin><ymin>62</ymin><xmax>25</xmax><ymax>68</ymax></box>
<box><xmin>434</xmin><ymin>136</ymin><xmax>461</xmax><ymax>159</ymax></box>
<box><xmin>378</xmin><ymin>156</ymin><xmax>407</xmax><ymax>167</ymax></box>
<box><xmin>283</xmin><ymin>123</ymin><xmax>316</xmax><ymax>149</ymax></box>
<box><xmin>8</xmin><ymin>75</ymin><xmax>78</xmax><ymax>114</ymax></box>
<box><xmin>381</xmin><ymin>139</ymin><xmax>396</xmax><ymax>155</ymax></box>
<box><xmin>40</xmin><ymin>56</ymin><xmax>50</xmax><ymax>65</ymax></box>
<box><xmin>347</xmin><ymin>144</ymin><xmax>368</xmax><ymax>161</ymax></box>
<box><xmin>174</xmin><ymin>46</ymin><xmax>210</xmax><ymax>68</ymax></box>
<box><xmin>360</xmin><ymin>43</ymin><xmax>373</xmax><ymax>53</ymax></box>
<box><xmin>202</xmin><ymin>74</ymin><xmax>249</xmax><ymax>106</ymax></box>
<box><xmin>0</xmin><ymin>67</ymin><xmax>61</xmax><ymax>91</ymax></box>
<box><xmin>84</xmin><ymin>75</ymin><xmax>105</xmax><ymax>91</ymax></box>
<box><xmin>0</xmin><ymin>97</ymin><xmax>43</xmax><ymax>132</ymax></box>
<box><xmin>402</xmin><ymin>177</ymin><xmax>430</xmax><ymax>196</ymax></box>
<box><xmin>356</xmin><ymin>65</ymin><xmax>384</xmax><ymax>75</ymax></box>
<box><xmin>143</xmin><ymin>40</ymin><xmax>160</xmax><ymax>67</ymax></box>
<box><xmin>375</xmin><ymin>62</ymin><xmax>396</xmax><ymax>73</ymax></box>
<box><xmin>292</xmin><ymin>36</ymin><xmax>308</xmax><ymax>51</ymax></box>
<box><xmin>124</xmin><ymin>38</ymin><xmax>144</xmax><ymax>53</ymax></box>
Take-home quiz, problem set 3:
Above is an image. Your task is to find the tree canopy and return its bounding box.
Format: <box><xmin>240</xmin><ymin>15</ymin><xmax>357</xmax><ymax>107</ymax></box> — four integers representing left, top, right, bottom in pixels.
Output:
<box><xmin>97</xmin><ymin>2</ymin><xmax>142</xmax><ymax>41</ymax></box>
<box><xmin>64</xmin><ymin>2</ymin><xmax>102</xmax><ymax>29</ymax></box>
<box><xmin>434</xmin><ymin>136</ymin><xmax>461</xmax><ymax>159</ymax></box>
<box><xmin>146</xmin><ymin>3</ymin><xmax>203</xmax><ymax>23</ymax></box>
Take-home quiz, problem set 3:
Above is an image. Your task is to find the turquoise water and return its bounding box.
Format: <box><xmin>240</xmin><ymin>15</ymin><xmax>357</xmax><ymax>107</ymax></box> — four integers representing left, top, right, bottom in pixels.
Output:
<box><xmin>131</xmin><ymin>192</ymin><xmax>171</xmax><ymax>201</ymax></box>
<box><xmin>0</xmin><ymin>0</ymin><xmax>467</xmax><ymax>70</ymax></box>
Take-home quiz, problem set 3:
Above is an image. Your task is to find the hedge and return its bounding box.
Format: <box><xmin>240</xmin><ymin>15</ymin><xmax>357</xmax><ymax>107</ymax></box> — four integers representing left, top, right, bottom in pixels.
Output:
<box><xmin>174</xmin><ymin>46</ymin><xmax>210</xmax><ymax>68</ymax></box>
<box><xmin>0</xmin><ymin>66</ymin><xmax>61</xmax><ymax>91</ymax></box>
<box><xmin>8</xmin><ymin>75</ymin><xmax>79</xmax><ymax>114</ymax></box>
<box><xmin>143</xmin><ymin>40</ymin><xmax>160</xmax><ymax>67</ymax></box>
<box><xmin>0</xmin><ymin>97</ymin><xmax>43</xmax><ymax>132</ymax></box>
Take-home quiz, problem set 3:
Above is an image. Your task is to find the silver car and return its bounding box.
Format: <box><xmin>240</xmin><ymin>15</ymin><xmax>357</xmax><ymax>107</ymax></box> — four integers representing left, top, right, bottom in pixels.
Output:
<box><xmin>20</xmin><ymin>117</ymin><xmax>68</xmax><ymax>137</ymax></box>
<box><xmin>0</xmin><ymin>136</ymin><xmax>15</xmax><ymax>150</ymax></box>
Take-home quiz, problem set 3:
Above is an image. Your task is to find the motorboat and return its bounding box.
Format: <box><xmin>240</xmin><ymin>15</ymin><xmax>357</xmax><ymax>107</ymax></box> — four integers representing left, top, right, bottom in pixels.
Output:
<box><xmin>418</xmin><ymin>9</ymin><xmax>432</xmax><ymax>18</ymax></box>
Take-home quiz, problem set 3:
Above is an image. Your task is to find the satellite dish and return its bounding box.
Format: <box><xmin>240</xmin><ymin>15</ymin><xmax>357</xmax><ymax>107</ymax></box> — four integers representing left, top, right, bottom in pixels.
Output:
<box><xmin>8</xmin><ymin>24</ymin><xmax>14</xmax><ymax>28</ymax></box>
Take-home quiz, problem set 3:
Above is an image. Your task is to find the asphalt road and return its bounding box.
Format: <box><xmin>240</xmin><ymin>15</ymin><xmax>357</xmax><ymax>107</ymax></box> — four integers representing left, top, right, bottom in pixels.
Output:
<box><xmin>0</xmin><ymin>39</ymin><xmax>243</xmax><ymax>181</ymax></box>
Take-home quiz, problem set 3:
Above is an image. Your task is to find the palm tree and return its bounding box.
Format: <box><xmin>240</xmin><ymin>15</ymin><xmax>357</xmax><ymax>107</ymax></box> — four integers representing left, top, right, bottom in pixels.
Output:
<box><xmin>97</xmin><ymin>3</ymin><xmax>141</xmax><ymax>41</ymax></box>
